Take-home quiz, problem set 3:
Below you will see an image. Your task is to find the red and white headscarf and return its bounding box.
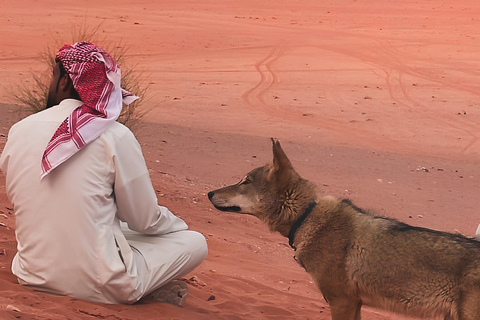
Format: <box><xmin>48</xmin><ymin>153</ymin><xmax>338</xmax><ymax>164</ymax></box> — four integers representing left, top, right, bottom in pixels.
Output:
<box><xmin>41</xmin><ymin>42</ymin><xmax>138</xmax><ymax>179</ymax></box>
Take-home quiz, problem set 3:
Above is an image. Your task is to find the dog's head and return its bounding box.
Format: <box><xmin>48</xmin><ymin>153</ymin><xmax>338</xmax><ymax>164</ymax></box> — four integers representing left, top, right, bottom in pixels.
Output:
<box><xmin>208</xmin><ymin>139</ymin><xmax>315</xmax><ymax>225</ymax></box>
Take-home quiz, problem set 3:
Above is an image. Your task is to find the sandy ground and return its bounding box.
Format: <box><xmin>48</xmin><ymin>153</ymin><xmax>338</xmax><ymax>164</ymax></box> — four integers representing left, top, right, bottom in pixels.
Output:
<box><xmin>1</xmin><ymin>0</ymin><xmax>480</xmax><ymax>319</ymax></box>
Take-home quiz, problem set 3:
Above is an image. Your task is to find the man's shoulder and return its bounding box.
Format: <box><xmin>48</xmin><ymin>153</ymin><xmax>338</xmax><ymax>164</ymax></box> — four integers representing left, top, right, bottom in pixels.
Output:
<box><xmin>106</xmin><ymin>121</ymin><xmax>132</xmax><ymax>135</ymax></box>
<box><xmin>12</xmin><ymin>108</ymin><xmax>50</xmax><ymax>126</ymax></box>
<box><xmin>97</xmin><ymin>122</ymin><xmax>141</xmax><ymax>155</ymax></box>
<box><xmin>102</xmin><ymin>121</ymin><xmax>137</xmax><ymax>142</ymax></box>
<box><xmin>9</xmin><ymin>100</ymin><xmax>82</xmax><ymax>132</ymax></box>
<box><xmin>7</xmin><ymin>109</ymin><xmax>51</xmax><ymax>137</ymax></box>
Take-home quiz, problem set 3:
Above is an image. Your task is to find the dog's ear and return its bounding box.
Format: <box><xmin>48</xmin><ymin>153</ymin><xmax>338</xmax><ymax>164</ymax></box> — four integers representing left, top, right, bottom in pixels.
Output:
<box><xmin>271</xmin><ymin>138</ymin><xmax>293</xmax><ymax>172</ymax></box>
<box><xmin>268</xmin><ymin>138</ymin><xmax>293</xmax><ymax>186</ymax></box>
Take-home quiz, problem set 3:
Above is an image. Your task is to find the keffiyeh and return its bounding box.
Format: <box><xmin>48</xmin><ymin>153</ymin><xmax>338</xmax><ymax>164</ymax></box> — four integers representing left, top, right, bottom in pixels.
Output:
<box><xmin>41</xmin><ymin>42</ymin><xmax>138</xmax><ymax>179</ymax></box>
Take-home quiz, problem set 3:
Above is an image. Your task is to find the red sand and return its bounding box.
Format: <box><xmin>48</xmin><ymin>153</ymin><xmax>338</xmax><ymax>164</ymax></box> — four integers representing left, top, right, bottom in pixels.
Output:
<box><xmin>1</xmin><ymin>0</ymin><xmax>480</xmax><ymax>319</ymax></box>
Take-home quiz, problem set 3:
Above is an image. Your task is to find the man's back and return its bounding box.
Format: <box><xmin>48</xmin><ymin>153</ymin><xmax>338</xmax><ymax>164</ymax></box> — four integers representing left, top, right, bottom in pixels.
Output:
<box><xmin>1</xmin><ymin>99</ymin><xmax>142</xmax><ymax>302</ymax></box>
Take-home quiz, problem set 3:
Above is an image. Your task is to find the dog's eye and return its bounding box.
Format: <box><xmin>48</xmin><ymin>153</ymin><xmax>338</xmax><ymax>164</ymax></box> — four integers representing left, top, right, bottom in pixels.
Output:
<box><xmin>240</xmin><ymin>177</ymin><xmax>252</xmax><ymax>185</ymax></box>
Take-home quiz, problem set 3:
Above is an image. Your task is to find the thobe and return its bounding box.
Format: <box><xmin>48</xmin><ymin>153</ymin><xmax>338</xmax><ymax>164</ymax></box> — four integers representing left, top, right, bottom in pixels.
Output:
<box><xmin>0</xmin><ymin>99</ymin><xmax>207</xmax><ymax>303</ymax></box>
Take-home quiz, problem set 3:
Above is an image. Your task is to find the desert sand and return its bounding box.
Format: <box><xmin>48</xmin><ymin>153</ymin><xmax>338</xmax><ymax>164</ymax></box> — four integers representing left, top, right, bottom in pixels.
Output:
<box><xmin>1</xmin><ymin>0</ymin><xmax>480</xmax><ymax>319</ymax></box>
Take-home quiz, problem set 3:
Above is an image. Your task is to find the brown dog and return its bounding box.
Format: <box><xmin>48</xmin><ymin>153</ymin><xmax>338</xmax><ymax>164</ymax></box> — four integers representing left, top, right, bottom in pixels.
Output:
<box><xmin>208</xmin><ymin>139</ymin><xmax>480</xmax><ymax>320</ymax></box>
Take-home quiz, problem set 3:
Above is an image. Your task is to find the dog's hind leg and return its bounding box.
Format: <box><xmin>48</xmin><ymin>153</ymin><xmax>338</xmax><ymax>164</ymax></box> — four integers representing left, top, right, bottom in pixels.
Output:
<box><xmin>328</xmin><ymin>298</ymin><xmax>362</xmax><ymax>320</ymax></box>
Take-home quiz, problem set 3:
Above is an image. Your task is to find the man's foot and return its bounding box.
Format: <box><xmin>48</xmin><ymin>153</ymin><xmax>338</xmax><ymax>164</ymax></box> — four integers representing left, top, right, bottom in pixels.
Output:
<box><xmin>149</xmin><ymin>281</ymin><xmax>189</xmax><ymax>307</ymax></box>
<box><xmin>476</xmin><ymin>224</ymin><xmax>480</xmax><ymax>240</ymax></box>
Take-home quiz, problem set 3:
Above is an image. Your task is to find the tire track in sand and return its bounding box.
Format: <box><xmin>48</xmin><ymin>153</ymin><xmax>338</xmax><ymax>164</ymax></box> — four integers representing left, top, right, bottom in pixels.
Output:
<box><xmin>332</xmin><ymin>38</ymin><xmax>480</xmax><ymax>154</ymax></box>
<box><xmin>241</xmin><ymin>45</ymin><xmax>406</xmax><ymax>152</ymax></box>
<box><xmin>385</xmin><ymin>67</ymin><xmax>479</xmax><ymax>154</ymax></box>
<box><xmin>241</xmin><ymin>47</ymin><xmax>284</xmax><ymax>113</ymax></box>
<box><xmin>372</xmin><ymin>40</ymin><xmax>480</xmax><ymax>154</ymax></box>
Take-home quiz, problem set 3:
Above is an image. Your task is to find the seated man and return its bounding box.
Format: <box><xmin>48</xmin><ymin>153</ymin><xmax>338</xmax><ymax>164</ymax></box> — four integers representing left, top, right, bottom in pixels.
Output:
<box><xmin>0</xmin><ymin>42</ymin><xmax>207</xmax><ymax>305</ymax></box>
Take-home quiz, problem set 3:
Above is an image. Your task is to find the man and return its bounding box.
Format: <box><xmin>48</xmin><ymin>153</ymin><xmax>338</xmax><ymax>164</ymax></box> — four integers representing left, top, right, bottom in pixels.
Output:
<box><xmin>0</xmin><ymin>42</ymin><xmax>207</xmax><ymax>305</ymax></box>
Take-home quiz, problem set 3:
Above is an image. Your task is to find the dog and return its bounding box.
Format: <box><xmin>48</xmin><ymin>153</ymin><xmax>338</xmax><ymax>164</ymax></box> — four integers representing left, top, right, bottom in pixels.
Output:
<box><xmin>208</xmin><ymin>139</ymin><xmax>480</xmax><ymax>320</ymax></box>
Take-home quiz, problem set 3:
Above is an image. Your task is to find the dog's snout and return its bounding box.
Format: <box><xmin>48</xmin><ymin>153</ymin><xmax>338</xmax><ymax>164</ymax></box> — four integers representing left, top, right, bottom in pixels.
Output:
<box><xmin>207</xmin><ymin>191</ymin><xmax>214</xmax><ymax>200</ymax></box>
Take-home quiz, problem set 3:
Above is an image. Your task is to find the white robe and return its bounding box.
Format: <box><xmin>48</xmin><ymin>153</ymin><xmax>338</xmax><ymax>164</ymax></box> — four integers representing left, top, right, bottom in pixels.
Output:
<box><xmin>0</xmin><ymin>99</ymin><xmax>207</xmax><ymax>303</ymax></box>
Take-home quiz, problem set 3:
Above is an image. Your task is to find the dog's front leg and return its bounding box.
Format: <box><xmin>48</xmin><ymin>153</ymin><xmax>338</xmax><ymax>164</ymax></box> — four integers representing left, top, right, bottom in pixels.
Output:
<box><xmin>328</xmin><ymin>298</ymin><xmax>362</xmax><ymax>320</ymax></box>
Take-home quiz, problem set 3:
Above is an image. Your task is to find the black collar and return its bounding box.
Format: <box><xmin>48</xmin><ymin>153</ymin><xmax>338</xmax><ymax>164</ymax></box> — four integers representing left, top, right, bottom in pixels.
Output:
<box><xmin>288</xmin><ymin>202</ymin><xmax>317</xmax><ymax>250</ymax></box>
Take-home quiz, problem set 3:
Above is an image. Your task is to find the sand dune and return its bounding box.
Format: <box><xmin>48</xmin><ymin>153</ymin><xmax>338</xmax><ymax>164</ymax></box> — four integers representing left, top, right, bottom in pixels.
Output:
<box><xmin>1</xmin><ymin>0</ymin><xmax>480</xmax><ymax>318</ymax></box>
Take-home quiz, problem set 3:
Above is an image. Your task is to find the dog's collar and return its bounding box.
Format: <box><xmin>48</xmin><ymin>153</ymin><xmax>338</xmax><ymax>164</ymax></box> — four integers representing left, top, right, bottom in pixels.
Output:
<box><xmin>288</xmin><ymin>202</ymin><xmax>317</xmax><ymax>250</ymax></box>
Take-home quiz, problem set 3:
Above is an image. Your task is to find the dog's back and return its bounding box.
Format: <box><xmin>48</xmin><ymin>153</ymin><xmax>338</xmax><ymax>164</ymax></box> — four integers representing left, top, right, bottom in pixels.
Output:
<box><xmin>296</xmin><ymin>198</ymin><xmax>480</xmax><ymax>319</ymax></box>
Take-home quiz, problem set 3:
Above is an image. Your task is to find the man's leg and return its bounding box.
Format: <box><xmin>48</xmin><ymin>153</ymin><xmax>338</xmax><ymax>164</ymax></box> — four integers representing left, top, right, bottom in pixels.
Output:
<box><xmin>122</xmin><ymin>226</ymin><xmax>208</xmax><ymax>303</ymax></box>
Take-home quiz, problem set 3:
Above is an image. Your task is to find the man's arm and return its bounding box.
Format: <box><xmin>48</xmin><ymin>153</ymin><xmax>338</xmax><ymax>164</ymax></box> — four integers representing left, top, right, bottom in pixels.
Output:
<box><xmin>112</xmin><ymin>129</ymin><xmax>188</xmax><ymax>234</ymax></box>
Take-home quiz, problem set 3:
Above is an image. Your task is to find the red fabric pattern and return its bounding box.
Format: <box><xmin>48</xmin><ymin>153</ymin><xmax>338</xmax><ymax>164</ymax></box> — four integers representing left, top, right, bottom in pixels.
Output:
<box><xmin>41</xmin><ymin>42</ymin><xmax>137</xmax><ymax>178</ymax></box>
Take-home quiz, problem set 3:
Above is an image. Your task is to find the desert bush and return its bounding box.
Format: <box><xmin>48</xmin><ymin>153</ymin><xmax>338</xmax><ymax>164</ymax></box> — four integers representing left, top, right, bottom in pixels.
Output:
<box><xmin>12</xmin><ymin>23</ymin><xmax>151</xmax><ymax>130</ymax></box>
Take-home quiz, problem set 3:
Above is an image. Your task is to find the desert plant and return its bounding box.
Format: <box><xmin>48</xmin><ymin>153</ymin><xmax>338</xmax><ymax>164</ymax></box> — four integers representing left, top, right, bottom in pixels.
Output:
<box><xmin>12</xmin><ymin>23</ymin><xmax>151</xmax><ymax>130</ymax></box>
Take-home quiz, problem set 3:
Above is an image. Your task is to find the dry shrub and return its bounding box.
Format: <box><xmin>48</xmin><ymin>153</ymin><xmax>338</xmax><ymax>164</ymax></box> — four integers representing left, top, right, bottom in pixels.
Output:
<box><xmin>12</xmin><ymin>23</ymin><xmax>152</xmax><ymax>130</ymax></box>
